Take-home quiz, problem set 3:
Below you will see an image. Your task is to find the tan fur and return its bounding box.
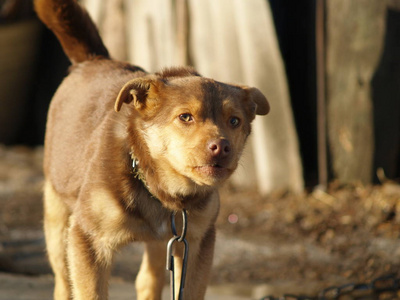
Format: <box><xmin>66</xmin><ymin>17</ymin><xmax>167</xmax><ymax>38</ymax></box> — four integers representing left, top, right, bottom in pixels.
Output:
<box><xmin>35</xmin><ymin>0</ymin><xmax>269</xmax><ymax>299</ymax></box>
<box><xmin>43</xmin><ymin>181</ymin><xmax>71</xmax><ymax>299</ymax></box>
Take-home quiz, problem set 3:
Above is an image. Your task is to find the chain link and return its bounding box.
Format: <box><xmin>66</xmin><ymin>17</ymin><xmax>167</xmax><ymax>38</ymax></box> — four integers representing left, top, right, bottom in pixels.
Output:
<box><xmin>166</xmin><ymin>210</ymin><xmax>189</xmax><ymax>300</ymax></box>
<box><xmin>261</xmin><ymin>274</ymin><xmax>400</xmax><ymax>300</ymax></box>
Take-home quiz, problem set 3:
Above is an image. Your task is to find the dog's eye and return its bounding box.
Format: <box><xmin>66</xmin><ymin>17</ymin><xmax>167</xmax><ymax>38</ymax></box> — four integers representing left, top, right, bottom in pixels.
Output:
<box><xmin>229</xmin><ymin>117</ymin><xmax>240</xmax><ymax>128</ymax></box>
<box><xmin>179</xmin><ymin>113</ymin><xmax>194</xmax><ymax>123</ymax></box>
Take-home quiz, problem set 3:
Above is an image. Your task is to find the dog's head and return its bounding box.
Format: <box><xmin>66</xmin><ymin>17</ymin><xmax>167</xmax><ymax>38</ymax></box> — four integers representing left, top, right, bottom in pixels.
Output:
<box><xmin>115</xmin><ymin>68</ymin><xmax>269</xmax><ymax>197</ymax></box>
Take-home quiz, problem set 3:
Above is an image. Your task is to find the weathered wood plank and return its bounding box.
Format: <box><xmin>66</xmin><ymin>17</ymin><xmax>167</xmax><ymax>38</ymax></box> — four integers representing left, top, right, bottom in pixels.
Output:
<box><xmin>326</xmin><ymin>0</ymin><xmax>386</xmax><ymax>184</ymax></box>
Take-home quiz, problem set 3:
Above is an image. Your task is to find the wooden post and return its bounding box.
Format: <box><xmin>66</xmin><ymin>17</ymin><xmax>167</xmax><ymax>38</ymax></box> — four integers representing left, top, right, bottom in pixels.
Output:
<box><xmin>326</xmin><ymin>1</ymin><xmax>386</xmax><ymax>184</ymax></box>
<box><xmin>316</xmin><ymin>0</ymin><xmax>327</xmax><ymax>189</ymax></box>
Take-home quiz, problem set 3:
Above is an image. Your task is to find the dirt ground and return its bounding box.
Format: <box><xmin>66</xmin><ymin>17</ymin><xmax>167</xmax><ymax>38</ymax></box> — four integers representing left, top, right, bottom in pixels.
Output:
<box><xmin>0</xmin><ymin>145</ymin><xmax>399</xmax><ymax>299</ymax></box>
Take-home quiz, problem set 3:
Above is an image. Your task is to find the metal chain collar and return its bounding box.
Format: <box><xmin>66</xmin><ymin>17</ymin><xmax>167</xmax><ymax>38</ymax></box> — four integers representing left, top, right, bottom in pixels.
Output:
<box><xmin>261</xmin><ymin>273</ymin><xmax>400</xmax><ymax>300</ymax></box>
<box><xmin>166</xmin><ymin>209</ymin><xmax>189</xmax><ymax>300</ymax></box>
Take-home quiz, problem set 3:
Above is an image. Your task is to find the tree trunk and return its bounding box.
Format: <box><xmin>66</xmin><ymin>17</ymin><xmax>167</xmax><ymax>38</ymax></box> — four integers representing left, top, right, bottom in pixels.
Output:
<box><xmin>326</xmin><ymin>1</ymin><xmax>386</xmax><ymax>184</ymax></box>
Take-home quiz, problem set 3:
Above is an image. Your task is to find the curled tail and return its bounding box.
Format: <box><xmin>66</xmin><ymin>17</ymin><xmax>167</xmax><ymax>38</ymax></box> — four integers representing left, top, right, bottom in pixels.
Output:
<box><xmin>34</xmin><ymin>0</ymin><xmax>109</xmax><ymax>64</ymax></box>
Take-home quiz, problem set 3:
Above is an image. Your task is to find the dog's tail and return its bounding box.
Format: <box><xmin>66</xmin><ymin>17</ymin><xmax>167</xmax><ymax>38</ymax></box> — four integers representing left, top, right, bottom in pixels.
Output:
<box><xmin>34</xmin><ymin>0</ymin><xmax>109</xmax><ymax>64</ymax></box>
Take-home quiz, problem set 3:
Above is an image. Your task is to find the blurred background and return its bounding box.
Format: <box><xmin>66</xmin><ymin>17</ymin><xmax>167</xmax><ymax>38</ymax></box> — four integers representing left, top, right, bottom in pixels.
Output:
<box><xmin>0</xmin><ymin>0</ymin><xmax>399</xmax><ymax>298</ymax></box>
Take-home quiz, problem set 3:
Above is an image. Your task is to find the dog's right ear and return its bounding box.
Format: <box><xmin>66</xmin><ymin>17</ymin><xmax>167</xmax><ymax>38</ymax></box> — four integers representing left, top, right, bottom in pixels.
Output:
<box><xmin>114</xmin><ymin>77</ymin><xmax>161</xmax><ymax>112</ymax></box>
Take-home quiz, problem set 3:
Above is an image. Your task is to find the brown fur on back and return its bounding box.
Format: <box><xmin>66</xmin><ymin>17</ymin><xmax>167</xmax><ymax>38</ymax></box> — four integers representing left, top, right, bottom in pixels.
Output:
<box><xmin>43</xmin><ymin>60</ymin><xmax>145</xmax><ymax>199</ymax></box>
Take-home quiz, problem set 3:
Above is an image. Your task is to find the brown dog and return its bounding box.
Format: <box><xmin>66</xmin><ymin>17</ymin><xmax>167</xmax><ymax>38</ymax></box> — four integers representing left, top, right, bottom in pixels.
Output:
<box><xmin>35</xmin><ymin>0</ymin><xmax>269</xmax><ymax>299</ymax></box>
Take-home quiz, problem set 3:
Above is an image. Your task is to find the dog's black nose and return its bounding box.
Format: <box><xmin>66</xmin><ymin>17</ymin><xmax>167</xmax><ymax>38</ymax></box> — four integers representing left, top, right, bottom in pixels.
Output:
<box><xmin>208</xmin><ymin>139</ymin><xmax>231</xmax><ymax>157</ymax></box>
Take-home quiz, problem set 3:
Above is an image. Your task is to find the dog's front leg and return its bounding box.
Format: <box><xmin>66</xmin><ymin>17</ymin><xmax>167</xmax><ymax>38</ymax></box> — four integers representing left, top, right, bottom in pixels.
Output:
<box><xmin>136</xmin><ymin>241</ymin><xmax>166</xmax><ymax>300</ymax></box>
<box><xmin>67</xmin><ymin>217</ymin><xmax>113</xmax><ymax>300</ymax></box>
<box><xmin>173</xmin><ymin>225</ymin><xmax>216</xmax><ymax>300</ymax></box>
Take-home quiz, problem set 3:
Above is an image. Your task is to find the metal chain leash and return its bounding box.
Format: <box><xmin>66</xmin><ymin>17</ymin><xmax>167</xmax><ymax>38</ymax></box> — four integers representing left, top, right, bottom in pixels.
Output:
<box><xmin>166</xmin><ymin>209</ymin><xmax>189</xmax><ymax>300</ymax></box>
<box><xmin>261</xmin><ymin>274</ymin><xmax>400</xmax><ymax>300</ymax></box>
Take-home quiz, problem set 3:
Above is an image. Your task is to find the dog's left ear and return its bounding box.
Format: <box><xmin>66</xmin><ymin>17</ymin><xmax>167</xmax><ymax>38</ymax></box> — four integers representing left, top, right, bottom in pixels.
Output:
<box><xmin>244</xmin><ymin>87</ymin><xmax>270</xmax><ymax>116</ymax></box>
<box><xmin>114</xmin><ymin>77</ymin><xmax>161</xmax><ymax>112</ymax></box>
